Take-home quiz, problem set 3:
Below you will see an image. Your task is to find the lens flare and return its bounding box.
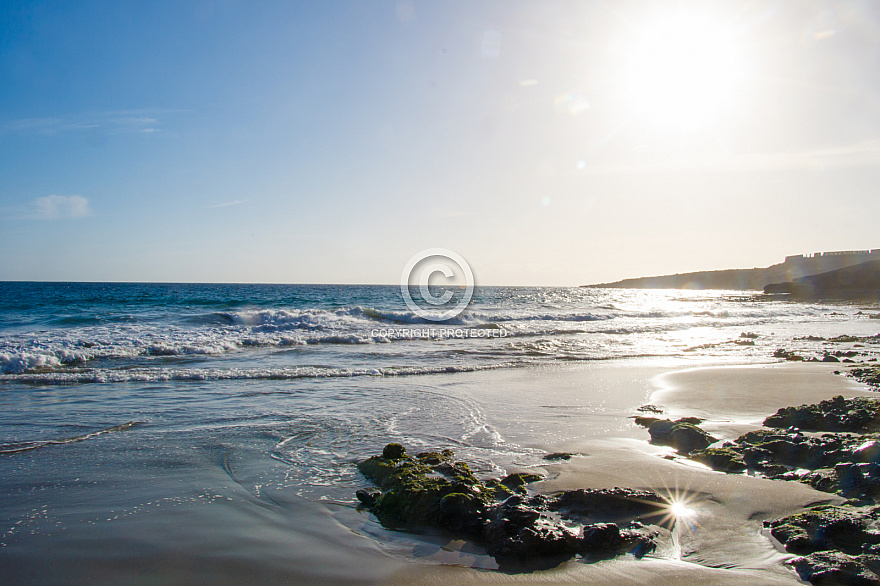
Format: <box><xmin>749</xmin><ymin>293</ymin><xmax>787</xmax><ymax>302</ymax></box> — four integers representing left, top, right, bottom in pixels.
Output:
<box><xmin>669</xmin><ymin>499</ymin><xmax>695</xmax><ymax>519</ymax></box>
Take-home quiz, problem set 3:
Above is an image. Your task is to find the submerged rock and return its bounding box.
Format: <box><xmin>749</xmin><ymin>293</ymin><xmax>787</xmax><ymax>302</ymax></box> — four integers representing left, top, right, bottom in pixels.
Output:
<box><xmin>357</xmin><ymin>443</ymin><xmax>659</xmax><ymax>565</ymax></box>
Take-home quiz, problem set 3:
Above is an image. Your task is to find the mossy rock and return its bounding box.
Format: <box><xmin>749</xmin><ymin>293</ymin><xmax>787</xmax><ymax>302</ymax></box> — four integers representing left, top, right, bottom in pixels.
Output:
<box><xmin>500</xmin><ymin>472</ymin><xmax>543</xmax><ymax>492</ymax></box>
<box><xmin>357</xmin><ymin>443</ymin><xmax>491</xmax><ymax>527</ymax></box>
<box><xmin>484</xmin><ymin>478</ymin><xmax>515</xmax><ymax>500</ymax></box>
<box><xmin>382</xmin><ymin>443</ymin><xmax>406</xmax><ymax>459</ymax></box>
<box><xmin>765</xmin><ymin>504</ymin><xmax>880</xmax><ymax>556</ymax></box>
<box><xmin>691</xmin><ymin>447</ymin><xmax>747</xmax><ymax>472</ymax></box>
<box><xmin>356</xmin><ymin>444</ymin><xmax>660</xmax><ymax>565</ymax></box>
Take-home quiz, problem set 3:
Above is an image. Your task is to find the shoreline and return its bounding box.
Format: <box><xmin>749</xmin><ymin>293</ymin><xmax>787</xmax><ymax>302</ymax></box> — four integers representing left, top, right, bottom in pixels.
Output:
<box><xmin>374</xmin><ymin>360</ymin><xmax>877</xmax><ymax>584</ymax></box>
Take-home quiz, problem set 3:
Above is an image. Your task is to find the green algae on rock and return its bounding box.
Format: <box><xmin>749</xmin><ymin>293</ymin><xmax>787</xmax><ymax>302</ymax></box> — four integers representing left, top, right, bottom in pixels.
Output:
<box><xmin>765</xmin><ymin>504</ymin><xmax>880</xmax><ymax>556</ymax></box>
<box><xmin>766</xmin><ymin>504</ymin><xmax>880</xmax><ymax>584</ymax></box>
<box><xmin>356</xmin><ymin>444</ymin><xmax>660</xmax><ymax>565</ymax></box>
<box><xmin>690</xmin><ymin>447</ymin><xmax>747</xmax><ymax>472</ymax></box>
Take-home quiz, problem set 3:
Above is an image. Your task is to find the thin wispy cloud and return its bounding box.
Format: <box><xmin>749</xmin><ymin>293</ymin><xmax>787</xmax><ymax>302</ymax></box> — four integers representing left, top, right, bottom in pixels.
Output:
<box><xmin>29</xmin><ymin>195</ymin><xmax>92</xmax><ymax>220</ymax></box>
<box><xmin>581</xmin><ymin>140</ymin><xmax>880</xmax><ymax>176</ymax></box>
<box><xmin>208</xmin><ymin>199</ymin><xmax>250</xmax><ymax>209</ymax></box>
<box><xmin>4</xmin><ymin>109</ymin><xmax>188</xmax><ymax>136</ymax></box>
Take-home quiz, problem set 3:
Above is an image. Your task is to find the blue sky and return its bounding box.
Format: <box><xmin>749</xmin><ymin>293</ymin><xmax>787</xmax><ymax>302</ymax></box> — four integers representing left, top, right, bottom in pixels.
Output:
<box><xmin>2</xmin><ymin>0</ymin><xmax>880</xmax><ymax>284</ymax></box>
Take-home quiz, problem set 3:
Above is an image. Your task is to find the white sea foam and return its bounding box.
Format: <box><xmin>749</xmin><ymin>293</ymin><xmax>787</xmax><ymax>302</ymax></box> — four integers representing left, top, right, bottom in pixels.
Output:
<box><xmin>2</xmin><ymin>362</ymin><xmax>512</xmax><ymax>384</ymax></box>
<box><xmin>0</xmin><ymin>290</ymin><xmax>873</xmax><ymax>377</ymax></box>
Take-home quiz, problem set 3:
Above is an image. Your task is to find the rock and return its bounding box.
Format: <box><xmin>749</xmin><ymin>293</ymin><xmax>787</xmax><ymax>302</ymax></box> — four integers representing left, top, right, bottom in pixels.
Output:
<box><xmin>764</xmin><ymin>396</ymin><xmax>880</xmax><ymax>432</ymax></box>
<box><xmin>637</xmin><ymin>404</ymin><xmax>664</xmax><ymax>413</ymax></box>
<box><xmin>691</xmin><ymin>447</ymin><xmax>747</xmax><ymax>472</ymax></box>
<box><xmin>357</xmin><ymin>445</ymin><xmax>486</xmax><ymax>527</ymax></box>
<box><xmin>356</xmin><ymin>488</ymin><xmax>380</xmax><ymax>506</ymax></box>
<box><xmin>382</xmin><ymin>443</ymin><xmax>406</xmax><ymax>459</ymax></box>
<box><xmin>774</xmin><ymin>348</ymin><xmax>806</xmax><ymax>361</ymax></box>
<box><xmin>850</xmin><ymin>367</ymin><xmax>880</xmax><ymax>388</ymax></box>
<box><xmin>438</xmin><ymin>492</ymin><xmax>486</xmax><ymax>534</ymax></box>
<box><xmin>647</xmin><ymin>419</ymin><xmax>717</xmax><ymax>454</ymax></box>
<box><xmin>543</xmin><ymin>452</ymin><xmax>573</xmax><ymax>461</ymax></box>
<box><xmin>356</xmin><ymin>444</ymin><xmax>660</xmax><ymax>566</ymax></box>
<box><xmin>802</xmin><ymin>468</ymin><xmax>840</xmax><ymax>493</ymax></box>
<box><xmin>824</xmin><ymin>355</ymin><xmax>841</xmax><ymax>363</ymax></box>
<box><xmin>550</xmin><ymin>488</ymin><xmax>666</xmax><ymax>521</ymax></box>
<box><xmin>854</xmin><ymin>441</ymin><xmax>880</xmax><ymax>463</ymax></box>
<box><xmin>484</xmin><ymin>478</ymin><xmax>515</xmax><ymax>500</ymax></box>
<box><xmin>580</xmin><ymin>523</ymin><xmax>623</xmax><ymax>551</ymax></box>
<box><xmin>500</xmin><ymin>472</ymin><xmax>543</xmax><ymax>492</ymax></box>
<box><xmin>685</xmin><ymin>424</ymin><xmax>880</xmax><ymax>500</ymax></box>
<box><xmin>765</xmin><ymin>504</ymin><xmax>880</xmax><ymax>556</ymax></box>
<box><xmin>791</xmin><ymin>550</ymin><xmax>880</xmax><ymax>585</ymax></box>
<box><xmin>488</xmin><ymin>522</ymin><xmax>579</xmax><ymax>559</ymax></box>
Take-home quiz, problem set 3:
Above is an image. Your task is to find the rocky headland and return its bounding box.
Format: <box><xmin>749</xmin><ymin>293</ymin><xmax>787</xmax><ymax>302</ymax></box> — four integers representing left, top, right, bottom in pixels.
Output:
<box><xmin>764</xmin><ymin>260</ymin><xmax>880</xmax><ymax>299</ymax></box>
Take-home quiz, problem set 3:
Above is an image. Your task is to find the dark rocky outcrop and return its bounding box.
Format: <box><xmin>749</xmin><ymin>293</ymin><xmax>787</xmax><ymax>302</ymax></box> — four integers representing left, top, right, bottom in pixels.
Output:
<box><xmin>690</xmin><ymin>447</ymin><xmax>747</xmax><ymax>472</ymax></box>
<box><xmin>543</xmin><ymin>452</ymin><xmax>573</xmax><ymax>461</ymax></box>
<box><xmin>765</xmin><ymin>504</ymin><xmax>880</xmax><ymax>556</ymax></box>
<box><xmin>683</xmin><ymin>393</ymin><xmax>880</xmax><ymax>583</ymax></box>
<box><xmin>791</xmin><ymin>551</ymin><xmax>880</xmax><ymax>585</ymax></box>
<box><xmin>766</xmin><ymin>505</ymin><xmax>880</xmax><ymax>584</ymax></box>
<box><xmin>764</xmin><ymin>396</ymin><xmax>880</xmax><ymax>432</ymax></box>
<box><xmin>852</xmin><ymin>367</ymin><xmax>880</xmax><ymax>388</ymax></box>
<box><xmin>356</xmin><ymin>444</ymin><xmax>660</xmax><ymax>565</ymax></box>
<box><xmin>689</xmin><ymin>426</ymin><xmax>880</xmax><ymax>500</ymax></box>
<box><xmin>764</xmin><ymin>260</ymin><xmax>880</xmax><ymax>299</ymax></box>
<box><xmin>636</xmin><ymin>418</ymin><xmax>717</xmax><ymax>454</ymax></box>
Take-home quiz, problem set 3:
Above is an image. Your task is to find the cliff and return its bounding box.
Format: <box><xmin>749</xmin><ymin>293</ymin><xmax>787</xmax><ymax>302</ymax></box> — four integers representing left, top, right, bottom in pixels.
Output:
<box><xmin>586</xmin><ymin>250</ymin><xmax>880</xmax><ymax>291</ymax></box>
<box><xmin>764</xmin><ymin>260</ymin><xmax>880</xmax><ymax>298</ymax></box>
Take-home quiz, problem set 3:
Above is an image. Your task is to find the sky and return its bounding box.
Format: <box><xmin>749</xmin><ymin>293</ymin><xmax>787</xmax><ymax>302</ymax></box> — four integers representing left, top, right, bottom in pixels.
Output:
<box><xmin>2</xmin><ymin>0</ymin><xmax>880</xmax><ymax>285</ymax></box>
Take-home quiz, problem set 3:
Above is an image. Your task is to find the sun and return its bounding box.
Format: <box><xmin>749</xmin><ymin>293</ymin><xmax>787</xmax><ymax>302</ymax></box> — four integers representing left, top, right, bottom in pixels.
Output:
<box><xmin>619</xmin><ymin>10</ymin><xmax>749</xmax><ymax>134</ymax></box>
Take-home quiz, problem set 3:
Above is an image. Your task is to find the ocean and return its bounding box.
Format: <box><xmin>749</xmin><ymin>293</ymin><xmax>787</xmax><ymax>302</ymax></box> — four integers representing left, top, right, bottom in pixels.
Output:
<box><xmin>1</xmin><ymin>282</ymin><xmax>878</xmax><ymax>583</ymax></box>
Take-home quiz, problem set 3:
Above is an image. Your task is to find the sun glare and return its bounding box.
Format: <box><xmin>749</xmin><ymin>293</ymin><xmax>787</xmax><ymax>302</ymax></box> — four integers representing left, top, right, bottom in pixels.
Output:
<box><xmin>669</xmin><ymin>500</ymin><xmax>695</xmax><ymax>519</ymax></box>
<box><xmin>620</xmin><ymin>11</ymin><xmax>748</xmax><ymax>134</ymax></box>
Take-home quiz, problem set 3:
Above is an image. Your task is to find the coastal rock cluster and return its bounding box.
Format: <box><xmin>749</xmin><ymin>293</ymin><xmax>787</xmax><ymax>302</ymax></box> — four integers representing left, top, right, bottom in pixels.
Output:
<box><xmin>643</xmin><ymin>394</ymin><xmax>880</xmax><ymax>583</ymax></box>
<box><xmin>766</xmin><ymin>504</ymin><xmax>880</xmax><ymax>584</ymax></box>
<box><xmin>356</xmin><ymin>443</ymin><xmax>660</xmax><ymax>565</ymax></box>
<box><xmin>852</xmin><ymin>366</ymin><xmax>880</xmax><ymax>388</ymax></box>
<box><xmin>685</xmin><ymin>396</ymin><xmax>880</xmax><ymax>503</ymax></box>
<box><xmin>771</xmin><ymin>333</ymin><xmax>880</xmax><ymax>369</ymax></box>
